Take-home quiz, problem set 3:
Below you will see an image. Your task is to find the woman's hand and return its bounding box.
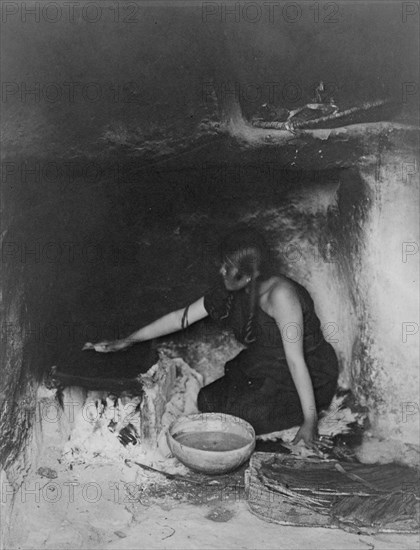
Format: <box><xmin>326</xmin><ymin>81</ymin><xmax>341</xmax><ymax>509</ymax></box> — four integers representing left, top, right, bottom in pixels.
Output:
<box><xmin>292</xmin><ymin>418</ymin><xmax>318</xmax><ymax>448</ymax></box>
<box><xmin>82</xmin><ymin>338</ymin><xmax>133</xmax><ymax>353</ymax></box>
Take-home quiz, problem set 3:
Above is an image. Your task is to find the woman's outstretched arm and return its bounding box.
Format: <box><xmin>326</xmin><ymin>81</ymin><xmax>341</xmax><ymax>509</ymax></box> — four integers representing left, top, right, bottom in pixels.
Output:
<box><xmin>83</xmin><ymin>297</ymin><xmax>208</xmax><ymax>352</ymax></box>
<box><xmin>268</xmin><ymin>283</ymin><xmax>318</xmax><ymax>446</ymax></box>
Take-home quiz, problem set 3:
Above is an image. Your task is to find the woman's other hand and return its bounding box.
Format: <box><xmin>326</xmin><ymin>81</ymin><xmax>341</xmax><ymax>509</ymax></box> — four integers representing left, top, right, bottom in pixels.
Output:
<box><xmin>82</xmin><ymin>338</ymin><xmax>132</xmax><ymax>353</ymax></box>
<box><xmin>292</xmin><ymin>419</ymin><xmax>318</xmax><ymax>448</ymax></box>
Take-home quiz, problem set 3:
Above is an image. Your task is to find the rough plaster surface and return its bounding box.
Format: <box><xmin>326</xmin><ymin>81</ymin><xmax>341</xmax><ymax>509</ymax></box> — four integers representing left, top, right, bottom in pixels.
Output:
<box><xmin>353</xmin><ymin>154</ymin><xmax>419</xmax><ymax>445</ymax></box>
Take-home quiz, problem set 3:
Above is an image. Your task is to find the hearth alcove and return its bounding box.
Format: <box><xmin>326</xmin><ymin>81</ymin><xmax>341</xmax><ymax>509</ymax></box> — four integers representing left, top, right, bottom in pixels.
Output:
<box><xmin>1</xmin><ymin>2</ymin><xmax>418</xmax><ymax>547</ymax></box>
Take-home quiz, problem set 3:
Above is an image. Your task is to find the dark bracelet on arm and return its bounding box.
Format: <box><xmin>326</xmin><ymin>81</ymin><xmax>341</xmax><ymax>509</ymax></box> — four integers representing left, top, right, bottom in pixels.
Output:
<box><xmin>181</xmin><ymin>305</ymin><xmax>190</xmax><ymax>330</ymax></box>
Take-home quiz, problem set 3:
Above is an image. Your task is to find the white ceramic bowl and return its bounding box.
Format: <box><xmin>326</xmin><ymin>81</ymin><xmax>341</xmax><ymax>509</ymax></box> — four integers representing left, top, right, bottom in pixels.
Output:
<box><xmin>167</xmin><ymin>413</ymin><xmax>256</xmax><ymax>474</ymax></box>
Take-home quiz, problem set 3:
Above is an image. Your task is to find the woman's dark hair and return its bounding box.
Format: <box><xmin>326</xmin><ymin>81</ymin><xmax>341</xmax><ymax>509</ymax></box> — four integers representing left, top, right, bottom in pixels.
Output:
<box><xmin>218</xmin><ymin>225</ymin><xmax>275</xmax><ymax>344</ymax></box>
<box><xmin>219</xmin><ymin>224</ymin><xmax>273</xmax><ymax>279</ymax></box>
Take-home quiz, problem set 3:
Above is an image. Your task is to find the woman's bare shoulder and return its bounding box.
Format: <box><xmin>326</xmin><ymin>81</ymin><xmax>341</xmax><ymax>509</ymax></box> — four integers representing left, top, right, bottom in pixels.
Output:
<box><xmin>260</xmin><ymin>275</ymin><xmax>298</xmax><ymax>311</ymax></box>
<box><xmin>265</xmin><ymin>275</ymin><xmax>296</xmax><ymax>295</ymax></box>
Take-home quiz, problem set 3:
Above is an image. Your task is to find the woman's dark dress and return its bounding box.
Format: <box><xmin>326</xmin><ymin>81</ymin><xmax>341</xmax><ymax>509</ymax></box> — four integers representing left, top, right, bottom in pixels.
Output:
<box><xmin>197</xmin><ymin>278</ymin><xmax>339</xmax><ymax>435</ymax></box>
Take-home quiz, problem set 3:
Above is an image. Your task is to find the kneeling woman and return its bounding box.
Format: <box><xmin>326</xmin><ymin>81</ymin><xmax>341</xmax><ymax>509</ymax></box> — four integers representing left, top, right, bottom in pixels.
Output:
<box><xmin>87</xmin><ymin>226</ymin><xmax>338</xmax><ymax>446</ymax></box>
